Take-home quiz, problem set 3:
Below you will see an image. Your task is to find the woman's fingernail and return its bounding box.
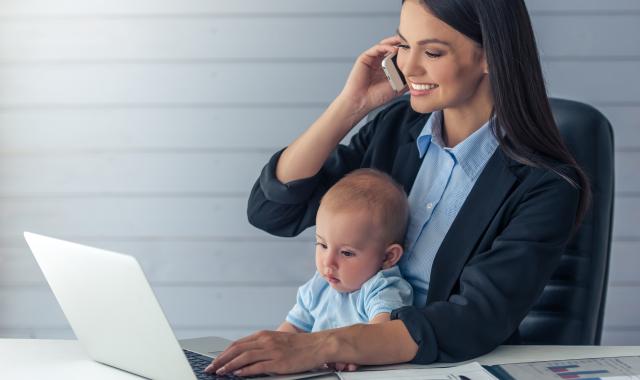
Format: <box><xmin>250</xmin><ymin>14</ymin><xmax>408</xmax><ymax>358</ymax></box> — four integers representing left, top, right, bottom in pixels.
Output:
<box><xmin>216</xmin><ymin>366</ymin><xmax>226</xmax><ymax>375</ymax></box>
<box><xmin>233</xmin><ymin>369</ymin><xmax>242</xmax><ymax>375</ymax></box>
<box><xmin>204</xmin><ymin>365</ymin><xmax>212</xmax><ymax>372</ymax></box>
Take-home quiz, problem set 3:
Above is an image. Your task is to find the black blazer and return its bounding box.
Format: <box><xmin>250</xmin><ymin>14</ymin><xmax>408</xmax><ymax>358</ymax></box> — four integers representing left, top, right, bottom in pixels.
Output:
<box><xmin>247</xmin><ymin>99</ymin><xmax>580</xmax><ymax>364</ymax></box>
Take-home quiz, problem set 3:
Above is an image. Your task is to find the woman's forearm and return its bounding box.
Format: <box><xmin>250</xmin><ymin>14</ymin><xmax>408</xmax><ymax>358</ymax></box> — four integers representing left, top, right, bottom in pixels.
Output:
<box><xmin>275</xmin><ymin>96</ymin><xmax>368</xmax><ymax>184</ymax></box>
<box><xmin>319</xmin><ymin>320</ymin><xmax>418</xmax><ymax>365</ymax></box>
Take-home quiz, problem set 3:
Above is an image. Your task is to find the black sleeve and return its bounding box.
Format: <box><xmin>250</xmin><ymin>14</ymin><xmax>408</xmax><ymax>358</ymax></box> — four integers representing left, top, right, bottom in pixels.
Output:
<box><xmin>246</xmin><ymin>110</ymin><xmax>382</xmax><ymax>237</ymax></box>
<box><xmin>391</xmin><ymin>170</ymin><xmax>580</xmax><ymax>363</ymax></box>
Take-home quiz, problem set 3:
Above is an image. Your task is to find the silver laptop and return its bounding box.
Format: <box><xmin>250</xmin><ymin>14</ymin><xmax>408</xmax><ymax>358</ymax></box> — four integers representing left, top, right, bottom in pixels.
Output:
<box><xmin>24</xmin><ymin>232</ymin><xmax>324</xmax><ymax>380</ymax></box>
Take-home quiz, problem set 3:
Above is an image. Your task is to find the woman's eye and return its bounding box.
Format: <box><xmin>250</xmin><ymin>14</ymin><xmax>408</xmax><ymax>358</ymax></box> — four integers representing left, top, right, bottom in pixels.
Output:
<box><xmin>397</xmin><ymin>44</ymin><xmax>410</xmax><ymax>50</ymax></box>
<box><xmin>315</xmin><ymin>242</ymin><xmax>327</xmax><ymax>249</ymax></box>
<box><xmin>341</xmin><ymin>251</ymin><xmax>355</xmax><ymax>257</ymax></box>
<box><xmin>425</xmin><ymin>51</ymin><xmax>442</xmax><ymax>58</ymax></box>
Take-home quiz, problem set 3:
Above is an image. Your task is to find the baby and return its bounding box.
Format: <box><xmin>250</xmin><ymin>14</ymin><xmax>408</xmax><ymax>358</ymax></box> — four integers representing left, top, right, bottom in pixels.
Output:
<box><xmin>277</xmin><ymin>168</ymin><xmax>413</xmax><ymax>333</ymax></box>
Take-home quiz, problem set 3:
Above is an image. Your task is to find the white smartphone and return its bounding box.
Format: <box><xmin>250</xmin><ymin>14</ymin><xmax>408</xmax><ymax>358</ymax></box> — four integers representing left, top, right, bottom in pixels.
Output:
<box><xmin>381</xmin><ymin>52</ymin><xmax>407</xmax><ymax>92</ymax></box>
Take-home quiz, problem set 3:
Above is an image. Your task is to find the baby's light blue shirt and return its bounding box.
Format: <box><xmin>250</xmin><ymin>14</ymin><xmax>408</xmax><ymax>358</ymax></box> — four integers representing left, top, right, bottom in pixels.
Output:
<box><xmin>285</xmin><ymin>266</ymin><xmax>413</xmax><ymax>332</ymax></box>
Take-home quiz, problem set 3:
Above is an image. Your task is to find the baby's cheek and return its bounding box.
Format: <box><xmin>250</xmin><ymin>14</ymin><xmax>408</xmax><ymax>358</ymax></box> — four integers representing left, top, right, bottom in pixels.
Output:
<box><xmin>352</xmin><ymin>266</ymin><xmax>376</xmax><ymax>288</ymax></box>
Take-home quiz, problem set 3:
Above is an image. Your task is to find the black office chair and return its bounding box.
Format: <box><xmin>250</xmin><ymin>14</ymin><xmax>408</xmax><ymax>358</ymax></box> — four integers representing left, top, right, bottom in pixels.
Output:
<box><xmin>368</xmin><ymin>96</ymin><xmax>615</xmax><ymax>345</ymax></box>
<box><xmin>518</xmin><ymin>98</ymin><xmax>614</xmax><ymax>345</ymax></box>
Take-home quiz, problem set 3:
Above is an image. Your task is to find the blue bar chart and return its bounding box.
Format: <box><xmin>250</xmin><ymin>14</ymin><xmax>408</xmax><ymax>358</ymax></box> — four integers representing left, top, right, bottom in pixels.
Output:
<box><xmin>494</xmin><ymin>356</ymin><xmax>640</xmax><ymax>380</ymax></box>
<box><xmin>547</xmin><ymin>363</ymin><xmax>610</xmax><ymax>379</ymax></box>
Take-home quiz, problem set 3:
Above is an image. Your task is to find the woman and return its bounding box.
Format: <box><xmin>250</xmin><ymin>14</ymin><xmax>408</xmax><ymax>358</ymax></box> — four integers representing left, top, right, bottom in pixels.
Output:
<box><xmin>207</xmin><ymin>0</ymin><xmax>590</xmax><ymax>376</ymax></box>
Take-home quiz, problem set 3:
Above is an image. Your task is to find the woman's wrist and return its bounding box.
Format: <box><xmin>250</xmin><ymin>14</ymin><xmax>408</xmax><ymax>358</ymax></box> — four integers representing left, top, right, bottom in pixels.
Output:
<box><xmin>311</xmin><ymin>329</ymin><xmax>341</xmax><ymax>365</ymax></box>
<box><xmin>313</xmin><ymin>324</ymin><xmax>367</xmax><ymax>364</ymax></box>
<box><xmin>330</xmin><ymin>94</ymin><xmax>370</xmax><ymax>131</ymax></box>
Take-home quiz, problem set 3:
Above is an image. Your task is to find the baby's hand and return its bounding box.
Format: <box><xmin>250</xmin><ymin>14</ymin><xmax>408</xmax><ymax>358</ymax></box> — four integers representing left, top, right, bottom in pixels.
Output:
<box><xmin>327</xmin><ymin>362</ymin><xmax>359</xmax><ymax>372</ymax></box>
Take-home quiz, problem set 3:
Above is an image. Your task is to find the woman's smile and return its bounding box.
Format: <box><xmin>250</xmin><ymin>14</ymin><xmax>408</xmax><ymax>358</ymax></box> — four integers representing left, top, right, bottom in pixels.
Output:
<box><xmin>409</xmin><ymin>81</ymin><xmax>439</xmax><ymax>96</ymax></box>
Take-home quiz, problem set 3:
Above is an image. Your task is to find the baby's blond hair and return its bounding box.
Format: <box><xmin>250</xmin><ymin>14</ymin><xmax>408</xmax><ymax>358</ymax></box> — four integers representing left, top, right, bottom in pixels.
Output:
<box><xmin>320</xmin><ymin>168</ymin><xmax>409</xmax><ymax>246</ymax></box>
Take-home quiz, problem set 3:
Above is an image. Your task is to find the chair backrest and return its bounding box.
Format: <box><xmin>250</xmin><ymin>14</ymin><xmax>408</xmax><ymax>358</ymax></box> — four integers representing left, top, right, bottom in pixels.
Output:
<box><xmin>518</xmin><ymin>98</ymin><xmax>614</xmax><ymax>345</ymax></box>
<box><xmin>367</xmin><ymin>96</ymin><xmax>615</xmax><ymax>344</ymax></box>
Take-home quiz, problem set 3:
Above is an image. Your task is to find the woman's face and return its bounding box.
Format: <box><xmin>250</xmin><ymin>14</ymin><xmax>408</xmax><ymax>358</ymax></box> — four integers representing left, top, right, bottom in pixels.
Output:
<box><xmin>396</xmin><ymin>0</ymin><xmax>489</xmax><ymax>114</ymax></box>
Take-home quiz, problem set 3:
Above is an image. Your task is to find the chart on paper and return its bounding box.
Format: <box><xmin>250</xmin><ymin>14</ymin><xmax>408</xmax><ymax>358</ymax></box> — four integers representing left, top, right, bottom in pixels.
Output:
<box><xmin>491</xmin><ymin>356</ymin><xmax>640</xmax><ymax>380</ymax></box>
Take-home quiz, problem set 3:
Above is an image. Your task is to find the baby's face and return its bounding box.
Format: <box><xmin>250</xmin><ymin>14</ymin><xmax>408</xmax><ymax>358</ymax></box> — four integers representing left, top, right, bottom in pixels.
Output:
<box><xmin>315</xmin><ymin>206</ymin><xmax>387</xmax><ymax>293</ymax></box>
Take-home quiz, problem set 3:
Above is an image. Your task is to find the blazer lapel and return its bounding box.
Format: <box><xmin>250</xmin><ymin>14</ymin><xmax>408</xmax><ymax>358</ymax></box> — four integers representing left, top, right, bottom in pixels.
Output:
<box><xmin>392</xmin><ymin>143</ymin><xmax>423</xmax><ymax>195</ymax></box>
<box><xmin>392</xmin><ymin>114</ymin><xmax>429</xmax><ymax>195</ymax></box>
<box><xmin>427</xmin><ymin>149</ymin><xmax>518</xmax><ymax>303</ymax></box>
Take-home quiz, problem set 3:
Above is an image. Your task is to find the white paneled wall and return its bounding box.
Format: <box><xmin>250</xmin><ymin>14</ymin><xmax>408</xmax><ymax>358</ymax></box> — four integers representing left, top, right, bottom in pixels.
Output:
<box><xmin>0</xmin><ymin>0</ymin><xmax>638</xmax><ymax>343</ymax></box>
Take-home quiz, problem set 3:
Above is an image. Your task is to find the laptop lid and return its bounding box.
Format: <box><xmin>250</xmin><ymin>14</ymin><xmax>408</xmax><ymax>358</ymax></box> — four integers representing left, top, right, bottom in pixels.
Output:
<box><xmin>24</xmin><ymin>232</ymin><xmax>197</xmax><ymax>380</ymax></box>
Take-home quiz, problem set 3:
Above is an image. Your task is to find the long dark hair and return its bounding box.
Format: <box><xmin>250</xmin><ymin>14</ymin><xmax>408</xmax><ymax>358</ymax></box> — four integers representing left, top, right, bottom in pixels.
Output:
<box><xmin>403</xmin><ymin>0</ymin><xmax>591</xmax><ymax>230</ymax></box>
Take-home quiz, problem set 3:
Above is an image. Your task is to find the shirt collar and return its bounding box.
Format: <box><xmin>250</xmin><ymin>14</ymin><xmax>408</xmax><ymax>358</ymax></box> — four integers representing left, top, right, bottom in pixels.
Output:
<box><xmin>416</xmin><ymin>110</ymin><xmax>499</xmax><ymax>180</ymax></box>
<box><xmin>416</xmin><ymin>111</ymin><xmax>443</xmax><ymax>158</ymax></box>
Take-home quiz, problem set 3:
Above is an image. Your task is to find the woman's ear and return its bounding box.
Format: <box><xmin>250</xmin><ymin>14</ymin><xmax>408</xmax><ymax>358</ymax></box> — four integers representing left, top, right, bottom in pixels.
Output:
<box><xmin>381</xmin><ymin>243</ymin><xmax>404</xmax><ymax>269</ymax></box>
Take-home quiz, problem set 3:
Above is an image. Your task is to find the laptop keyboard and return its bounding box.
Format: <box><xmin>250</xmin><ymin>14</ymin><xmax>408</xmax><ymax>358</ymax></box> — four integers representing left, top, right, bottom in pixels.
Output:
<box><xmin>184</xmin><ymin>349</ymin><xmax>245</xmax><ymax>379</ymax></box>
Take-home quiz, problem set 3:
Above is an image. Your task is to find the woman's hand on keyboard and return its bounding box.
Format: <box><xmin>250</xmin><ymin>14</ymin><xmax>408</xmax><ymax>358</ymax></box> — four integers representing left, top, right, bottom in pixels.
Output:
<box><xmin>204</xmin><ymin>330</ymin><xmax>327</xmax><ymax>377</ymax></box>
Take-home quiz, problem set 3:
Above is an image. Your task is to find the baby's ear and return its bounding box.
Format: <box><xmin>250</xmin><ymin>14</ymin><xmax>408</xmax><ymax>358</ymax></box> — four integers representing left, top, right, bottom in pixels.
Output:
<box><xmin>382</xmin><ymin>243</ymin><xmax>404</xmax><ymax>269</ymax></box>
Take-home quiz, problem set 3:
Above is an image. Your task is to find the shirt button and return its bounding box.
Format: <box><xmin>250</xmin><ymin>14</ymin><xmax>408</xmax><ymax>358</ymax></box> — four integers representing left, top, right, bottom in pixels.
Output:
<box><xmin>426</xmin><ymin>202</ymin><xmax>433</xmax><ymax>209</ymax></box>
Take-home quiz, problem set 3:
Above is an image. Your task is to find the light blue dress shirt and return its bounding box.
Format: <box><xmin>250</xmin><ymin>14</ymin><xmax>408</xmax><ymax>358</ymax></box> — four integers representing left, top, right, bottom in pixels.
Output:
<box><xmin>398</xmin><ymin>110</ymin><xmax>499</xmax><ymax>307</ymax></box>
<box><xmin>286</xmin><ymin>266</ymin><xmax>413</xmax><ymax>332</ymax></box>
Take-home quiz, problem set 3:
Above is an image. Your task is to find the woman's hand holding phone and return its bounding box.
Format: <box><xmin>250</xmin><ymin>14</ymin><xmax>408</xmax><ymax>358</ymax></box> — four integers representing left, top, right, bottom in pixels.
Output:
<box><xmin>337</xmin><ymin>35</ymin><xmax>409</xmax><ymax>121</ymax></box>
<box><xmin>273</xmin><ymin>36</ymin><xmax>408</xmax><ymax>185</ymax></box>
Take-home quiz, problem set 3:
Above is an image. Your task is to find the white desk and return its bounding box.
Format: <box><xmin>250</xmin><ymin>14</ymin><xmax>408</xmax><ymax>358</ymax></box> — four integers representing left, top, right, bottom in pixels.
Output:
<box><xmin>1</xmin><ymin>339</ymin><xmax>639</xmax><ymax>379</ymax></box>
